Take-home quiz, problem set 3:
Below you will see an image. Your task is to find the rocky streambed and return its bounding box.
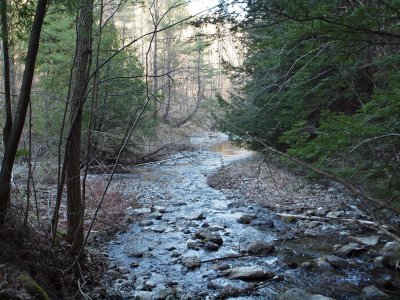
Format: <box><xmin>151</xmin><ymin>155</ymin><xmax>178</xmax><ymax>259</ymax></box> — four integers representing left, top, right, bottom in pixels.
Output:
<box><xmin>98</xmin><ymin>133</ymin><xmax>399</xmax><ymax>300</ymax></box>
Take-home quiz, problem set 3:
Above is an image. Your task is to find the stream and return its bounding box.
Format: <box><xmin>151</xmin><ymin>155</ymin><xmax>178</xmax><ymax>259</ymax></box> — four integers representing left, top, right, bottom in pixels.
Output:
<box><xmin>104</xmin><ymin>133</ymin><xmax>396</xmax><ymax>300</ymax></box>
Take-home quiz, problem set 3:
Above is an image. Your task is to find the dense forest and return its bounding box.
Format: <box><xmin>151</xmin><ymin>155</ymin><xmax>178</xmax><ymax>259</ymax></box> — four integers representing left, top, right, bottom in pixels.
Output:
<box><xmin>0</xmin><ymin>0</ymin><xmax>399</xmax><ymax>299</ymax></box>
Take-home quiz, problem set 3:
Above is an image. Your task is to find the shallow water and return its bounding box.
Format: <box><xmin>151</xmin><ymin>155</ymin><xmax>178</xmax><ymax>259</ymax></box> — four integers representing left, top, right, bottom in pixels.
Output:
<box><xmin>107</xmin><ymin>136</ymin><xmax>394</xmax><ymax>299</ymax></box>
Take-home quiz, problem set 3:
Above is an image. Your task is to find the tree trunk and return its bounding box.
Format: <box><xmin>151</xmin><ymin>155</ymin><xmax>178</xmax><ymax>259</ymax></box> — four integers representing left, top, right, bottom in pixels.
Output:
<box><xmin>152</xmin><ymin>0</ymin><xmax>159</xmax><ymax>119</ymax></box>
<box><xmin>1</xmin><ymin>0</ymin><xmax>12</xmax><ymax>146</ymax></box>
<box><xmin>0</xmin><ymin>0</ymin><xmax>48</xmax><ymax>222</ymax></box>
<box><xmin>65</xmin><ymin>0</ymin><xmax>93</xmax><ymax>253</ymax></box>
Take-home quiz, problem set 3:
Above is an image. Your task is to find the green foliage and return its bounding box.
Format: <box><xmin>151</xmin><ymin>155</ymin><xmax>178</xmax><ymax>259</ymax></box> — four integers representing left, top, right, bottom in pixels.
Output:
<box><xmin>34</xmin><ymin>4</ymin><xmax>155</xmax><ymax>155</ymax></box>
<box><xmin>219</xmin><ymin>0</ymin><xmax>400</xmax><ymax>201</ymax></box>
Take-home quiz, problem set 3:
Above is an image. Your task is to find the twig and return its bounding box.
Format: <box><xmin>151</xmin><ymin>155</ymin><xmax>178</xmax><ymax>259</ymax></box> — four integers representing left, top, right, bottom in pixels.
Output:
<box><xmin>201</xmin><ymin>253</ymin><xmax>272</xmax><ymax>263</ymax></box>
<box><xmin>346</xmin><ymin>133</ymin><xmax>400</xmax><ymax>156</ymax></box>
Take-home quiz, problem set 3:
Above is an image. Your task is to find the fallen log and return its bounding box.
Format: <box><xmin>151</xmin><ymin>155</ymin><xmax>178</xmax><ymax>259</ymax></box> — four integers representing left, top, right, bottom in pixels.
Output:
<box><xmin>276</xmin><ymin>212</ymin><xmax>377</xmax><ymax>226</ymax></box>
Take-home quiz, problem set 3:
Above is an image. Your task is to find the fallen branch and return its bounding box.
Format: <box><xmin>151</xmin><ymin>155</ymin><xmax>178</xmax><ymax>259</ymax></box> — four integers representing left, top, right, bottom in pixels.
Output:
<box><xmin>201</xmin><ymin>253</ymin><xmax>271</xmax><ymax>263</ymax></box>
<box><xmin>277</xmin><ymin>212</ymin><xmax>378</xmax><ymax>226</ymax></box>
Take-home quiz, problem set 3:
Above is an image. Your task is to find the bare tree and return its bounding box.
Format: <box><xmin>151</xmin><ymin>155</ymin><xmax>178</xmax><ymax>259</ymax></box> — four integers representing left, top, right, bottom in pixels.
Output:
<box><xmin>65</xmin><ymin>0</ymin><xmax>93</xmax><ymax>253</ymax></box>
<box><xmin>0</xmin><ymin>0</ymin><xmax>48</xmax><ymax>222</ymax></box>
<box><xmin>1</xmin><ymin>0</ymin><xmax>12</xmax><ymax>146</ymax></box>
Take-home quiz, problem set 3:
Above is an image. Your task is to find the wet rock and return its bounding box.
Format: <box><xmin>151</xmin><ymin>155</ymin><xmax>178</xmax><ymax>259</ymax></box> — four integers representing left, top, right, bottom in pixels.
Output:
<box><xmin>279</xmin><ymin>288</ymin><xmax>335</xmax><ymax>300</ymax></box>
<box><xmin>140</xmin><ymin>220</ymin><xmax>154</xmax><ymax>227</ymax></box>
<box><xmin>145</xmin><ymin>280</ymin><xmax>157</xmax><ymax>290</ymax></box>
<box><xmin>314</xmin><ymin>208</ymin><xmax>327</xmax><ymax>217</ymax></box>
<box><xmin>194</xmin><ymin>229</ymin><xmax>223</xmax><ymax>246</ymax></box>
<box><xmin>215</xmin><ymin>264</ymin><xmax>230</xmax><ymax>271</ymax></box>
<box><xmin>135</xmin><ymin>291</ymin><xmax>154</xmax><ymax>300</ymax></box>
<box><xmin>247</xmin><ymin>240</ymin><xmax>275</xmax><ymax>255</ymax></box>
<box><xmin>154</xmin><ymin>206</ymin><xmax>166</xmax><ymax>213</ymax></box>
<box><xmin>350</xmin><ymin>236</ymin><xmax>380</xmax><ymax>246</ymax></box>
<box><xmin>157</xmin><ymin>288</ymin><xmax>177</xmax><ymax>299</ymax></box>
<box><xmin>187</xmin><ymin>240</ymin><xmax>201</xmax><ymax>250</ymax></box>
<box><xmin>204</xmin><ymin>241</ymin><xmax>219</xmax><ymax>251</ymax></box>
<box><xmin>237</xmin><ymin>214</ymin><xmax>255</xmax><ymax>224</ymax></box>
<box><xmin>326</xmin><ymin>211</ymin><xmax>342</xmax><ymax>218</ymax></box>
<box><xmin>381</xmin><ymin>241</ymin><xmax>400</xmax><ymax>270</ymax></box>
<box><xmin>182</xmin><ymin>255</ymin><xmax>201</xmax><ymax>269</ymax></box>
<box><xmin>228</xmin><ymin>202</ymin><xmax>245</xmax><ymax>209</ymax></box>
<box><xmin>186</xmin><ymin>211</ymin><xmax>205</xmax><ymax>221</ymax></box>
<box><xmin>223</xmin><ymin>266</ymin><xmax>274</xmax><ymax>280</ymax></box>
<box><xmin>361</xmin><ymin>285</ymin><xmax>389</xmax><ymax>299</ymax></box>
<box><xmin>300</xmin><ymin>262</ymin><xmax>312</xmax><ymax>268</ymax></box>
<box><xmin>134</xmin><ymin>208</ymin><xmax>152</xmax><ymax>214</ymax></box>
<box><xmin>314</xmin><ymin>258</ymin><xmax>333</xmax><ymax>270</ymax></box>
<box><xmin>334</xmin><ymin>243</ymin><xmax>365</xmax><ymax>257</ymax></box>
<box><xmin>149</xmin><ymin>212</ymin><xmax>163</xmax><ymax>220</ymax></box>
<box><xmin>151</xmin><ymin>226</ymin><xmax>166</xmax><ymax>233</ymax></box>
<box><xmin>165</xmin><ymin>246</ymin><xmax>176</xmax><ymax>251</ymax></box>
<box><xmin>171</xmin><ymin>251</ymin><xmax>181</xmax><ymax>258</ymax></box>
<box><xmin>128</xmin><ymin>251</ymin><xmax>145</xmax><ymax>258</ymax></box>
<box><xmin>174</xmin><ymin>201</ymin><xmax>187</xmax><ymax>206</ymax></box>
<box><xmin>130</xmin><ymin>261</ymin><xmax>139</xmax><ymax>268</ymax></box>
<box><xmin>324</xmin><ymin>255</ymin><xmax>349</xmax><ymax>268</ymax></box>
<box><xmin>250</xmin><ymin>219</ymin><xmax>274</xmax><ymax>228</ymax></box>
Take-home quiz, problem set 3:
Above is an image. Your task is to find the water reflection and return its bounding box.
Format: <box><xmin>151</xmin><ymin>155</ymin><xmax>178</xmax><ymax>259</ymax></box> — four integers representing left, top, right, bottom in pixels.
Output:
<box><xmin>210</xmin><ymin>141</ymin><xmax>254</xmax><ymax>161</ymax></box>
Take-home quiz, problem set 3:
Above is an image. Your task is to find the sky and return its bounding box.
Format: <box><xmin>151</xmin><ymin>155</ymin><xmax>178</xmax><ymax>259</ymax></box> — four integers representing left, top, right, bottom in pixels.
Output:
<box><xmin>188</xmin><ymin>0</ymin><xmax>220</xmax><ymax>15</ymax></box>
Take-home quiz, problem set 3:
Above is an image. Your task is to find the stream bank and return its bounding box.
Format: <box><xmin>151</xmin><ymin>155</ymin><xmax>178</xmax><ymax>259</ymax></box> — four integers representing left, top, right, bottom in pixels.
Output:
<box><xmin>97</xmin><ymin>133</ymin><xmax>399</xmax><ymax>300</ymax></box>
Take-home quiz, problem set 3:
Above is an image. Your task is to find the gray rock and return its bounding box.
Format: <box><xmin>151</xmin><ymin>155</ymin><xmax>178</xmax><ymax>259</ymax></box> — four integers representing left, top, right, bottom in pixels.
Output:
<box><xmin>334</xmin><ymin>243</ymin><xmax>364</xmax><ymax>257</ymax></box>
<box><xmin>135</xmin><ymin>291</ymin><xmax>154</xmax><ymax>300</ymax></box>
<box><xmin>182</xmin><ymin>255</ymin><xmax>201</xmax><ymax>269</ymax></box>
<box><xmin>324</xmin><ymin>255</ymin><xmax>349</xmax><ymax>268</ymax></box>
<box><xmin>154</xmin><ymin>206</ymin><xmax>166</xmax><ymax>213</ymax></box>
<box><xmin>247</xmin><ymin>240</ymin><xmax>275</xmax><ymax>255</ymax></box>
<box><xmin>145</xmin><ymin>280</ymin><xmax>157</xmax><ymax>290</ymax></box>
<box><xmin>149</xmin><ymin>212</ymin><xmax>163</xmax><ymax>220</ymax></box>
<box><xmin>186</xmin><ymin>211</ymin><xmax>205</xmax><ymax>221</ymax></box>
<box><xmin>194</xmin><ymin>229</ymin><xmax>223</xmax><ymax>245</ymax></box>
<box><xmin>250</xmin><ymin>219</ymin><xmax>274</xmax><ymax>228</ymax></box>
<box><xmin>128</xmin><ymin>251</ymin><xmax>145</xmax><ymax>258</ymax></box>
<box><xmin>151</xmin><ymin>226</ymin><xmax>166</xmax><ymax>233</ymax></box>
<box><xmin>237</xmin><ymin>214</ymin><xmax>255</xmax><ymax>224</ymax></box>
<box><xmin>314</xmin><ymin>208</ymin><xmax>327</xmax><ymax>217</ymax></box>
<box><xmin>140</xmin><ymin>220</ymin><xmax>154</xmax><ymax>226</ymax></box>
<box><xmin>314</xmin><ymin>258</ymin><xmax>333</xmax><ymax>270</ymax></box>
<box><xmin>350</xmin><ymin>236</ymin><xmax>380</xmax><ymax>246</ymax></box>
<box><xmin>215</xmin><ymin>264</ymin><xmax>230</xmax><ymax>271</ymax></box>
<box><xmin>133</xmin><ymin>208</ymin><xmax>152</xmax><ymax>214</ymax></box>
<box><xmin>279</xmin><ymin>288</ymin><xmax>335</xmax><ymax>300</ymax></box>
<box><xmin>361</xmin><ymin>285</ymin><xmax>389</xmax><ymax>299</ymax></box>
<box><xmin>187</xmin><ymin>240</ymin><xmax>201</xmax><ymax>250</ymax></box>
<box><xmin>157</xmin><ymin>288</ymin><xmax>177</xmax><ymax>300</ymax></box>
<box><xmin>223</xmin><ymin>266</ymin><xmax>274</xmax><ymax>280</ymax></box>
<box><xmin>130</xmin><ymin>261</ymin><xmax>139</xmax><ymax>268</ymax></box>
<box><xmin>326</xmin><ymin>211</ymin><xmax>342</xmax><ymax>218</ymax></box>
<box><xmin>228</xmin><ymin>202</ymin><xmax>245</xmax><ymax>208</ymax></box>
<box><xmin>381</xmin><ymin>242</ymin><xmax>400</xmax><ymax>270</ymax></box>
<box><xmin>204</xmin><ymin>241</ymin><xmax>219</xmax><ymax>251</ymax></box>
